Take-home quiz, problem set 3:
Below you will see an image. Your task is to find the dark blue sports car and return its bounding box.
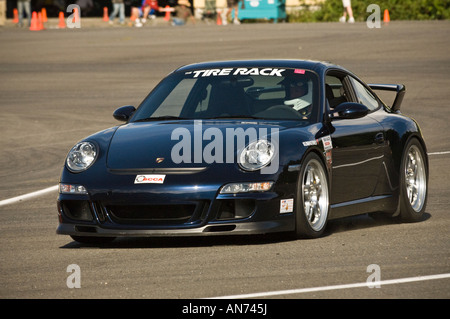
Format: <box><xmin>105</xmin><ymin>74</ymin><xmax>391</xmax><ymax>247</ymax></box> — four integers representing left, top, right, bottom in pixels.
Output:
<box><xmin>57</xmin><ymin>60</ymin><xmax>428</xmax><ymax>243</ymax></box>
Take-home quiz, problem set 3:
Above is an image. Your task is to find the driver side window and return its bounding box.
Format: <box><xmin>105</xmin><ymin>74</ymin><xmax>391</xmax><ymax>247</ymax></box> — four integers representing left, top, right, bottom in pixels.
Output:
<box><xmin>325</xmin><ymin>75</ymin><xmax>348</xmax><ymax>109</ymax></box>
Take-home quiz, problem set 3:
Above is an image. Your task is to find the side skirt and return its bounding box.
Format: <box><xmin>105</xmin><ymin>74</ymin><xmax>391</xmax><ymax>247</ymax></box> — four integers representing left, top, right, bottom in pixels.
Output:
<box><xmin>329</xmin><ymin>195</ymin><xmax>397</xmax><ymax>220</ymax></box>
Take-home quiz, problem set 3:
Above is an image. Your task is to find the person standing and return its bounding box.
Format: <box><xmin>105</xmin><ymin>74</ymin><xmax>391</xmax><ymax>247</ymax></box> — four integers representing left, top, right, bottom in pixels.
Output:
<box><xmin>17</xmin><ymin>0</ymin><xmax>31</xmax><ymax>27</ymax></box>
<box><xmin>0</xmin><ymin>0</ymin><xmax>6</xmax><ymax>27</ymax></box>
<box><xmin>109</xmin><ymin>0</ymin><xmax>125</xmax><ymax>25</ymax></box>
<box><xmin>339</xmin><ymin>0</ymin><xmax>355</xmax><ymax>23</ymax></box>
<box><xmin>223</xmin><ymin>0</ymin><xmax>240</xmax><ymax>25</ymax></box>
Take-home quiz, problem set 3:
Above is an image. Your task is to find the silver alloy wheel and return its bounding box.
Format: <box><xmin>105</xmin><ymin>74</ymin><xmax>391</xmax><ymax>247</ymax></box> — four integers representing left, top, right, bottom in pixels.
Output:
<box><xmin>405</xmin><ymin>145</ymin><xmax>427</xmax><ymax>212</ymax></box>
<box><xmin>302</xmin><ymin>159</ymin><xmax>329</xmax><ymax>231</ymax></box>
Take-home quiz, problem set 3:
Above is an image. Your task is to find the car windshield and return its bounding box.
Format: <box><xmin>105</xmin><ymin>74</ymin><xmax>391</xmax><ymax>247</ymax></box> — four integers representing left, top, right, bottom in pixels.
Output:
<box><xmin>131</xmin><ymin>67</ymin><xmax>319</xmax><ymax>123</ymax></box>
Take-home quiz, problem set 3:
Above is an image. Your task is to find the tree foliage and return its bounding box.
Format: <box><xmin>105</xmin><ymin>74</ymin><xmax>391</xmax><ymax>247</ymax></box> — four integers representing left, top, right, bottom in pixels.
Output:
<box><xmin>288</xmin><ymin>0</ymin><xmax>450</xmax><ymax>22</ymax></box>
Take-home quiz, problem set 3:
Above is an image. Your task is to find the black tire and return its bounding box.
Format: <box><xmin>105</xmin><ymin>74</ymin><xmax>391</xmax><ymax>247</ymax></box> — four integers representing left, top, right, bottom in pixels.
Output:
<box><xmin>399</xmin><ymin>138</ymin><xmax>428</xmax><ymax>222</ymax></box>
<box><xmin>70</xmin><ymin>235</ymin><xmax>116</xmax><ymax>244</ymax></box>
<box><xmin>295</xmin><ymin>152</ymin><xmax>330</xmax><ymax>238</ymax></box>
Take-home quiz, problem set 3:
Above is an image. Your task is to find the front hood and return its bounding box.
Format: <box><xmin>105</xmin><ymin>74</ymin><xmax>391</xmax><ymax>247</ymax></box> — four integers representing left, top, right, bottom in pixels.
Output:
<box><xmin>106</xmin><ymin>120</ymin><xmax>301</xmax><ymax>170</ymax></box>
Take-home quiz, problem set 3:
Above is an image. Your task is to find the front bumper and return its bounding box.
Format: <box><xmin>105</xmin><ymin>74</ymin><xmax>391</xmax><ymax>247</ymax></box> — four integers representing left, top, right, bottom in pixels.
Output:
<box><xmin>56</xmin><ymin>181</ymin><xmax>296</xmax><ymax>238</ymax></box>
<box><xmin>56</xmin><ymin>220</ymin><xmax>293</xmax><ymax>237</ymax></box>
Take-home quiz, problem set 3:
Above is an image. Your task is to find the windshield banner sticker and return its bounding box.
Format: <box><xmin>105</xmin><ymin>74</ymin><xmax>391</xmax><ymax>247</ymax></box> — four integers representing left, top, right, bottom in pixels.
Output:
<box><xmin>185</xmin><ymin>68</ymin><xmax>286</xmax><ymax>78</ymax></box>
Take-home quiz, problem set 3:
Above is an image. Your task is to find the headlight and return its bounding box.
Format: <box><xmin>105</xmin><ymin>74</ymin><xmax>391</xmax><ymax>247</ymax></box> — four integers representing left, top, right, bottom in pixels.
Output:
<box><xmin>66</xmin><ymin>141</ymin><xmax>98</xmax><ymax>172</ymax></box>
<box><xmin>239</xmin><ymin>139</ymin><xmax>275</xmax><ymax>171</ymax></box>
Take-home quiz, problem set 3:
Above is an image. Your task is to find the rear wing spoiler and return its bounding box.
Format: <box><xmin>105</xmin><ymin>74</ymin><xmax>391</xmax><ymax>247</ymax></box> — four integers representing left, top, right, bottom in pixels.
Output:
<box><xmin>368</xmin><ymin>84</ymin><xmax>406</xmax><ymax>113</ymax></box>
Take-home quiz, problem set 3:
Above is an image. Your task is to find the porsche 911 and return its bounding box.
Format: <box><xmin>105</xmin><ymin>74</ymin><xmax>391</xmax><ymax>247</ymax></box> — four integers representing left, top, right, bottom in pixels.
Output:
<box><xmin>57</xmin><ymin>60</ymin><xmax>428</xmax><ymax>243</ymax></box>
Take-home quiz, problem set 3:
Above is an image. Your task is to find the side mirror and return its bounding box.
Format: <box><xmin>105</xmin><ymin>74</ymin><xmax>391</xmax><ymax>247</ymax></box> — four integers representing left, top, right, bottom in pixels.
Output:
<box><xmin>113</xmin><ymin>105</ymin><xmax>136</xmax><ymax>122</ymax></box>
<box><xmin>331</xmin><ymin>102</ymin><xmax>369</xmax><ymax>120</ymax></box>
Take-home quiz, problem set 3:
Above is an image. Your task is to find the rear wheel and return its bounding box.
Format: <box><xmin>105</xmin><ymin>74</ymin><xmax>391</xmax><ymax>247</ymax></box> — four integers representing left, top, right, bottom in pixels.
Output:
<box><xmin>399</xmin><ymin>138</ymin><xmax>428</xmax><ymax>222</ymax></box>
<box><xmin>295</xmin><ymin>153</ymin><xmax>330</xmax><ymax>238</ymax></box>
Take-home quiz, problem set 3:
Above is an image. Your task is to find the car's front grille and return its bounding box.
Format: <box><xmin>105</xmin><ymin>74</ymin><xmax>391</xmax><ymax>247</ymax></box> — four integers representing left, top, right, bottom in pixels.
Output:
<box><xmin>108</xmin><ymin>204</ymin><xmax>194</xmax><ymax>222</ymax></box>
<box><xmin>98</xmin><ymin>201</ymin><xmax>210</xmax><ymax>225</ymax></box>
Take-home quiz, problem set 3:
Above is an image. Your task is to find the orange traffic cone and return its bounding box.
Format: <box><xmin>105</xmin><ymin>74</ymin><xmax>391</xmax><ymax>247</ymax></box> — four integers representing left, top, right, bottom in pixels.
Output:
<box><xmin>383</xmin><ymin>9</ymin><xmax>390</xmax><ymax>23</ymax></box>
<box><xmin>29</xmin><ymin>11</ymin><xmax>41</xmax><ymax>31</ymax></box>
<box><xmin>128</xmin><ymin>11</ymin><xmax>136</xmax><ymax>26</ymax></box>
<box><xmin>41</xmin><ymin>8</ymin><xmax>48</xmax><ymax>23</ymax></box>
<box><xmin>163</xmin><ymin>6</ymin><xmax>171</xmax><ymax>21</ymax></box>
<box><xmin>103</xmin><ymin>7</ymin><xmax>109</xmax><ymax>22</ymax></box>
<box><xmin>38</xmin><ymin>12</ymin><xmax>45</xmax><ymax>30</ymax></box>
<box><xmin>58</xmin><ymin>11</ymin><xmax>66</xmax><ymax>29</ymax></box>
<box><xmin>73</xmin><ymin>7</ymin><xmax>80</xmax><ymax>24</ymax></box>
<box><xmin>13</xmin><ymin>8</ymin><xmax>19</xmax><ymax>23</ymax></box>
<box><xmin>216</xmin><ymin>10</ymin><xmax>222</xmax><ymax>25</ymax></box>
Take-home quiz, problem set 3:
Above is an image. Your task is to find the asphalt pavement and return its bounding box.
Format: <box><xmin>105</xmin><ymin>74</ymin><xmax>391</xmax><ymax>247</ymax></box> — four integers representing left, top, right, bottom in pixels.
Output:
<box><xmin>0</xmin><ymin>18</ymin><xmax>449</xmax><ymax>302</ymax></box>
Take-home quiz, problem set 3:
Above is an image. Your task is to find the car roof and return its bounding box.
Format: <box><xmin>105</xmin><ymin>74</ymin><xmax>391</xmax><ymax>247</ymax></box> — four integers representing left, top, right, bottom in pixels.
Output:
<box><xmin>174</xmin><ymin>59</ymin><xmax>342</xmax><ymax>74</ymax></box>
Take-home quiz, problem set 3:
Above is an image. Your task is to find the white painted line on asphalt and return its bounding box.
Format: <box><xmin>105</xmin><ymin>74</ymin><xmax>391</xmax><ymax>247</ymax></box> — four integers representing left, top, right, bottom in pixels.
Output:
<box><xmin>0</xmin><ymin>185</ymin><xmax>58</xmax><ymax>207</ymax></box>
<box><xmin>428</xmin><ymin>151</ymin><xmax>450</xmax><ymax>155</ymax></box>
<box><xmin>207</xmin><ymin>273</ymin><xmax>450</xmax><ymax>299</ymax></box>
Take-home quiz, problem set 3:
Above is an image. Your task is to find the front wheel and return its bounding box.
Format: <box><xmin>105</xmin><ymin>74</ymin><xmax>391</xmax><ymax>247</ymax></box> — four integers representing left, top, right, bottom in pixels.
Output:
<box><xmin>295</xmin><ymin>153</ymin><xmax>330</xmax><ymax>238</ymax></box>
<box><xmin>399</xmin><ymin>138</ymin><xmax>428</xmax><ymax>222</ymax></box>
